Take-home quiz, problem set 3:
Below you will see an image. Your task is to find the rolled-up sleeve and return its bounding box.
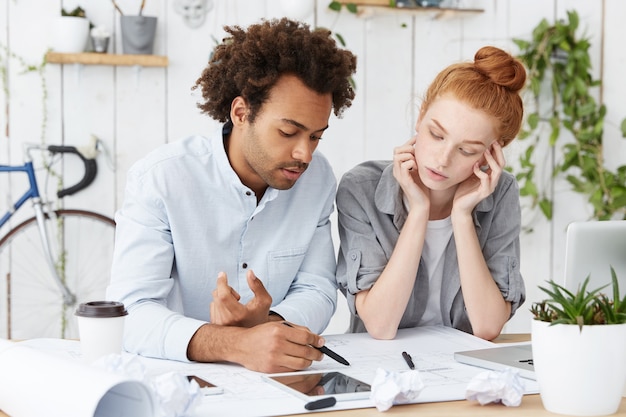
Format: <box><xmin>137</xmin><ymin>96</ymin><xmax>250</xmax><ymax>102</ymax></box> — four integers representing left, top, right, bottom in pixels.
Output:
<box><xmin>336</xmin><ymin>166</ymin><xmax>393</xmax><ymax>316</ymax></box>
<box><xmin>478</xmin><ymin>173</ymin><xmax>525</xmax><ymax>317</ymax></box>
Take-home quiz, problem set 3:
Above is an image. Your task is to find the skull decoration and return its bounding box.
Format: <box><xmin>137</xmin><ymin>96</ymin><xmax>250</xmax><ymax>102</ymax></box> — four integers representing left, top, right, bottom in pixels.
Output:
<box><xmin>173</xmin><ymin>0</ymin><xmax>213</xmax><ymax>29</ymax></box>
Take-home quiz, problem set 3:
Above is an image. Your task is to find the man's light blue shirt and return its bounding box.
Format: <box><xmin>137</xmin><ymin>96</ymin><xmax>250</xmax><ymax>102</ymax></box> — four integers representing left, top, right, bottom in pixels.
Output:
<box><xmin>107</xmin><ymin>125</ymin><xmax>338</xmax><ymax>362</ymax></box>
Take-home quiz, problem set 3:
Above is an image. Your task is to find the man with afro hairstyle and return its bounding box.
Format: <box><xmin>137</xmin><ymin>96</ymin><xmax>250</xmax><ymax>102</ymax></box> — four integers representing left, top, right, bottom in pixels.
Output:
<box><xmin>107</xmin><ymin>17</ymin><xmax>356</xmax><ymax>373</ymax></box>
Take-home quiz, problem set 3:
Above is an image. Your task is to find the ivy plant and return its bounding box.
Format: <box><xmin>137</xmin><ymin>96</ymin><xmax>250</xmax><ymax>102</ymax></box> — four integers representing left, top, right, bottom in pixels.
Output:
<box><xmin>513</xmin><ymin>10</ymin><xmax>626</xmax><ymax>221</ymax></box>
<box><xmin>0</xmin><ymin>44</ymin><xmax>49</xmax><ymax>143</ymax></box>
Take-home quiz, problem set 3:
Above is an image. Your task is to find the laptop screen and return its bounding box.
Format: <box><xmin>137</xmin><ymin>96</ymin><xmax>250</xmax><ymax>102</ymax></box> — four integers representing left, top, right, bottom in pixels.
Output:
<box><xmin>563</xmin><ymin>220</ymin><xmax>626</xmax><ymax>296</ymax></box>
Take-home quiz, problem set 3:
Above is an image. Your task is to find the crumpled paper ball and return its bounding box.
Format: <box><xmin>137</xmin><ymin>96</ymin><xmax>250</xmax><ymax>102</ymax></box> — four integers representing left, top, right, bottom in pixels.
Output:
<box><xmin>150</xmin><ymin>372</ymin><xmax>202</xmax><ymax>417</ymax></box>
<box><xmin>96</xmin><ymin>353</ymin><xmax>202</xmax><ymax>417</ymax></box>
<box><xmin>465</xmin><ymin>368</ymin><xmax>525</xmax><ymax>407</ymax></box>
<box><xmin>370</xmin><ymin>367</ymin><xmax>424</xmax><ymax>412</ymax></box>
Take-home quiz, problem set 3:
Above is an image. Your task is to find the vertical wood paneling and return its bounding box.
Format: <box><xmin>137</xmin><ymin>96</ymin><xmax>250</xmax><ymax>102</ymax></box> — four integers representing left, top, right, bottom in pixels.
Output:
<box><xmin>6</xmin><ymin>0</ymin><xmax>59</xmax><ymax>223</ymax></box>
<box><xmin>501</xmin><ymin>0</ymin><xmax>557</xmax><ymax>333</ymax></box>
<box><xmin>166</xmin><ymin>0</ymin><xmax>220</xmax><ymax>143</ymax></box>
<box><xmin>0</xmin><ymin>0</ymin><xmax>7</xmax><ymax>148</ymax></box>
<box><xmin>0</xmin><ymin>0</ymin><xmax>8</xmax><ymax>340</ymax></box>
<box><xmin>315</xmin><ymin>2</ymin><xmax>368</xmax><ymax>181</ymax></box>
<box><xmin>364</xmin><ymin>14</ymin><xmax>415</xmax><ymax>161</ymax></box>
<box><xmin>602</xmin><ymin>0</ymin><xmax>626</xmax><ymax>173</ymax></box>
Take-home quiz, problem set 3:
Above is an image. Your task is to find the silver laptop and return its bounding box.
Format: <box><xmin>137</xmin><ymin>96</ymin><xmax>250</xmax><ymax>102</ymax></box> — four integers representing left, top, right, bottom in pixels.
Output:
<box><xmin>454</xmin><ymin>343</ymin><xmax>535</xmax><ymax>380</ymax></box>
<box><xmin>563</xmin><ymin>220</ymin><xmax>626</xmax><ymax>296</ymax></box>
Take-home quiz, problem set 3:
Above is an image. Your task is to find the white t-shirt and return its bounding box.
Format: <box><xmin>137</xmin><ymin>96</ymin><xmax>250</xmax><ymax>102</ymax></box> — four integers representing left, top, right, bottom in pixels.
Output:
<box><xmin>418</xmin><ymin>216</ymin><xmax>453</xmax><ymax>326</ymax></box>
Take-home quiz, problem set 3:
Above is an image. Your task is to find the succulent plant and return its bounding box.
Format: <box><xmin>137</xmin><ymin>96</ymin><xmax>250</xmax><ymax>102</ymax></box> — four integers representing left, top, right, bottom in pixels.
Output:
<box><xmin>531</xmin><ymin>267</ymin><xmax>626</xmax><ymax>330</ymax></box>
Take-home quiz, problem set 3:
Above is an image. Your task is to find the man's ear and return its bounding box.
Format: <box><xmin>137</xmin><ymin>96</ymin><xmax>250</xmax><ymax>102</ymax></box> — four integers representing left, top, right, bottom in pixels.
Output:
<box><xmin>231</xmin><ymin>96</ymin><xmax>249</xmax><ymax>126</ymax></box>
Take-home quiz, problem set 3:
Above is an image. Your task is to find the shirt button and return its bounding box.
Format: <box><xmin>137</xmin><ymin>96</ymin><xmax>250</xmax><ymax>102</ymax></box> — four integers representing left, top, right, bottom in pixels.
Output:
<box><xmin>350</xmin><ymin>254</ymin><xmax>357</xmax><ymax>260</ymax></box>
<box><xmin>245</xmin><ymin>191</ymin><xmax>252</xmax><ymax>196</ymax></box>
<box><xmin>242</xmin><ymin>263</ymin><xmax>248</xmax><ymax>269</ymax></box>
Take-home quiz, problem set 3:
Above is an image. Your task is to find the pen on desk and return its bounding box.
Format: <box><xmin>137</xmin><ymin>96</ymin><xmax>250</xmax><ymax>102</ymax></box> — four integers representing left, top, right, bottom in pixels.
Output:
<box><xmin>402</xmin><ymin>351</ymin><xmax>415</xmax><ymax>370</ymax></box>
<box><xmin>282</xmin><ymin>322</ymin><xmax>350</xmax><ymax>366</ymax></box>
<box><xmin>305</xmin><ymin>396</ymin><xmax>337</xmax><ymax>410</ymax></box>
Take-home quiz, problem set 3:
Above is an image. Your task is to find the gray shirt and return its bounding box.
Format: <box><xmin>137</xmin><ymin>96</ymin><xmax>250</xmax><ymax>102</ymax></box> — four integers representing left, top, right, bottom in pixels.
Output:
<box><xmin>336</xmin><ymin>160</ymin><xmax>525</xmax><ymax>334</ymax></box>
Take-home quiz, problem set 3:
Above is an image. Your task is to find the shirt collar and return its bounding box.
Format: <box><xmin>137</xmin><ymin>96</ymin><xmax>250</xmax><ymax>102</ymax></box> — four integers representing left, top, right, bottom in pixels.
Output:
<box><xmin>219</xmin><ymin>121</ymin><xmax>279</xmax><ymax>204</ymax></box>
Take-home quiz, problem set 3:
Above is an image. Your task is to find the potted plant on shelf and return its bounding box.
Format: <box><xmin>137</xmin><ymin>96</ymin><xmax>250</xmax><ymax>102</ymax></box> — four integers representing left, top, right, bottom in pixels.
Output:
<box><xmin>531</xmin><ymin>268</ymin><xmax>626</xmax><ymax>416</ymax></box>
<box><xmin>51</xmin><ymin>6</ymin><xmax>91</xmax><ymax>53</ymax></box>
<box><xmin>112</xmin><ymin>0</ymin><xmax>158</xmax><ymax>55</ymax></box>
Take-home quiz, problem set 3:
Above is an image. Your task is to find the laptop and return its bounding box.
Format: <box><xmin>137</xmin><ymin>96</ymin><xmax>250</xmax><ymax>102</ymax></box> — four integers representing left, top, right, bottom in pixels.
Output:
<box><xmin>454</xmin><ymin>221</ymin><xmax>626</xmax><ymax>381</ymax></box>
<box><xmin>454</xmin><ymin>343</ymin><xmax>535</xmax><ymax>380</ymax></box>
<box><xmin>563</xmin><ymin>220</ymin><xmax>626</xmax><ymax>296</ymax></box>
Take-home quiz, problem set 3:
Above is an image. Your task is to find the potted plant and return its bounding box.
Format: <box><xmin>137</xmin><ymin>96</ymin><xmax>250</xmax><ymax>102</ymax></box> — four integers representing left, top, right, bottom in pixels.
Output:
<box><xmin>531</xmin><ymin>268</ymin><xmax>626</xmax><ymax>416</ymax></box>
<box><xmin>112</xmin><ymin>0</ymin><xmax>158</xmax><ymax>55</ymax></box>
<box><xmin>51</xmin><ymin>6</ymin><xmax>91</xmax><ymax>53</ymax></box>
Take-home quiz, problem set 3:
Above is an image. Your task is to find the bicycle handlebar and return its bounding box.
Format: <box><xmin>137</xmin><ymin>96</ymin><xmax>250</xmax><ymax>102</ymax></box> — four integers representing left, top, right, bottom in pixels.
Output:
<box><xmin>47</xmin><ymin>145</ymin><xmax>98</xmax><ymax>198</ymax></box>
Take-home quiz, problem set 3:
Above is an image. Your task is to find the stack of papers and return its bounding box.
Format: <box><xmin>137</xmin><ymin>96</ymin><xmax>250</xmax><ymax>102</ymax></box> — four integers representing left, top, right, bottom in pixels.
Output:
<box><xmin>0</xmin><ymin>326</ymin><xmax>540</xmax><ymax>417</ymax></box>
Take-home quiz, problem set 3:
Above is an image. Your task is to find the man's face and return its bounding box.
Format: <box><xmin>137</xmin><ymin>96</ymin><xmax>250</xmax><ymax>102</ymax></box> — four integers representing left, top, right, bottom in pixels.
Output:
<box><xmin>235</xmin><ymin>75</ymin><xmax>333</xmax><ymax>193</ymax></box>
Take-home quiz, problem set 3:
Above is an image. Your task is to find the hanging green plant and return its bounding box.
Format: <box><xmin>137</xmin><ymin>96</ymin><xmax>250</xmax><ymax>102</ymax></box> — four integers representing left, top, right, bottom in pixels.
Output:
<box><xmin>513</xmin><ymin>10</ymin><xmax>626</xmax><ymax>221</ymax></box>
<box><xmin>0</xmin><ymin>44</ymin><xmax>49</xmax><ymax>143</ymax></box>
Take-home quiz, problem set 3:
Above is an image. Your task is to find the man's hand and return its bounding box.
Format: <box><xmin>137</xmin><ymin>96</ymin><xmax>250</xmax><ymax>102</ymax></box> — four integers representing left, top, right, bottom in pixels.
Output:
<box><xmin>187</xmin><ymin>321</ymin><xmax>325</xmax><ymax>373</ymax></box>
<box><xmin>210</xmin><ymin>270</ymin><xmax>273</xmax><ymax>327</ymax></box>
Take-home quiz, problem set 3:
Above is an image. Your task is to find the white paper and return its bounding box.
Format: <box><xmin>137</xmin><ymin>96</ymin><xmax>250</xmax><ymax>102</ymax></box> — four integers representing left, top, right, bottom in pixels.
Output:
<box><xmin>0</xmin><ymin>339</ymin><xmax>154</xmax><ymax>417</ymax></box>
<box><xmin>0</xmin><ymin>326</ymin><xmax>540</xmax><ymax>417</ymax></box>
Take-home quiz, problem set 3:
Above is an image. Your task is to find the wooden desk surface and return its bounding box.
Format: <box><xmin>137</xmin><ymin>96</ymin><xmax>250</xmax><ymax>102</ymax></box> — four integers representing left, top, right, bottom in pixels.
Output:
<box><xmin>3</xmin><ymin>334</ymin><xmax>626</xmax><ymax>417</ymax></box>
<box><xmin>2</xmin><ymin>395</ymin><xmax>626</xmax><ymax>417</ymax></box>
<box><xmin>310</xmin><ymin>395</ymin><xmax>626</xmax><ymax>416</ymax></box>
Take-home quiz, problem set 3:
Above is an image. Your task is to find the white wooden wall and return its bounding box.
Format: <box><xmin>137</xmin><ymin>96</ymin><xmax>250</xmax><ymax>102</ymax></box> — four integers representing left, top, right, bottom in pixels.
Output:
<box><xmin>1</xmin><ymin>0</ymin><xmax>625</xmax><ymax>335</ymax></box>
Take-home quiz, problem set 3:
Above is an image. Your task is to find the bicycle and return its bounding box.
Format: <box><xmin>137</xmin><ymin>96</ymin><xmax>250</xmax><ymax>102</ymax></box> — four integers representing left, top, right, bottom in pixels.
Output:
<box><xmin>0</xmin><ymin>141</ymin><xmax>116</xmax><ymax>340</ymax></box>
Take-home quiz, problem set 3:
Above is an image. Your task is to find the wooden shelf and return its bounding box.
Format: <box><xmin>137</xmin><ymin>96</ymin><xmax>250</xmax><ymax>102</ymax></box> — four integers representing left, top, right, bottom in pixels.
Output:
<box><xmin>45</xmin><ymin>52</ymin><xmax>168</xmax><ymax>67</ymax></box>
<box><xmin>351</xmin><ymin>5</ymin><xmax>484</xmax><ymax>19</ymax></box>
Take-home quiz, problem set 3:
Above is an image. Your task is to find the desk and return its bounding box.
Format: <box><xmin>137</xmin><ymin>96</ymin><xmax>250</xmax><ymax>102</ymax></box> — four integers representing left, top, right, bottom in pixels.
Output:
<box><xmin>312</xmin><ymin>395</ymin><xmax>626</xmax><ymax>416</ymax></box>
<box><xmin>2</xmin><ymin>333</ymin><xmax>625</xmax><ymax>417</ymax></box>
<box><xmin>2</xmin><ymin>395</ymin><xmax>626</xmax><ymax>417</ymax></box>
<box><xmin>303</xmin><ymin>333</ymin><xmax>626</xmax><ymax>416</ymax></box>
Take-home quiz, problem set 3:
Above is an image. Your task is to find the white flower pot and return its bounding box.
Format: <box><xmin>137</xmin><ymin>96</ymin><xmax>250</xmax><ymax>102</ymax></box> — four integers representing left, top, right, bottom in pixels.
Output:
<box><xmin>532</xmin><ymin>320</ymin><xmax>626</xmax><ymax>416</ymax></box>
<box><xmin>51</xmin><ymin>16</ymin><xmax>90</xmax><ymax>53</ymax></box>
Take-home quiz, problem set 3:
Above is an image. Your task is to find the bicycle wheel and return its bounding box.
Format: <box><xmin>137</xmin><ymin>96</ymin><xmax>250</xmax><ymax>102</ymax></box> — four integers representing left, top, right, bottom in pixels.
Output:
<box><xmin>0</xmin><ymin>209</ymin><xmax>116</xmax><ymax>339</ymax></box>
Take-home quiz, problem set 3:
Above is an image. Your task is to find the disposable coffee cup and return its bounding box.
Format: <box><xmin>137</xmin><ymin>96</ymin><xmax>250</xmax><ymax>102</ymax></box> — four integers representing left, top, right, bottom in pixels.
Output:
<box><xmin>75</xmin><ymin>301</ymin><xmax>128</xmax><ymax>363</ymax></box>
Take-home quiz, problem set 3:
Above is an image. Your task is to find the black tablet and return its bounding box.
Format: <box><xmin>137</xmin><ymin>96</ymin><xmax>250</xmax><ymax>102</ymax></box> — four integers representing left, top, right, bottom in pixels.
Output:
<box><xmin>264</xmin><ymin>371</ymin><xmax>371</xmax><ymax>401</ymax></box>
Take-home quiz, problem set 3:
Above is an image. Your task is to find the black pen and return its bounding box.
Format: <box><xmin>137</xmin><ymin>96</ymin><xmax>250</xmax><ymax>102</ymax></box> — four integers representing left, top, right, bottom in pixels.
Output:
<box><xmin>305</xmin><ymin>396</ymin><xmax>337</xmax><ymax>410</ymax></box>
<box><xmin>282</xmin><ymin>322</ymin><xmax>350</xmax><ymax>366</ymax></box>
<box><xmin>402</xmin><ymin>351</ymin><xmax>415</xmax><ymax>370</ymax></box>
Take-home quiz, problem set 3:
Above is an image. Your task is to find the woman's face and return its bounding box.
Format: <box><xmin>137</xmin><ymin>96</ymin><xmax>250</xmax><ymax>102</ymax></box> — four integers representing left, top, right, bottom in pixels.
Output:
<box><xmin>414</xmin><ymin>95</ymin><xmax>499</xmax><ymax>191</ymax></box>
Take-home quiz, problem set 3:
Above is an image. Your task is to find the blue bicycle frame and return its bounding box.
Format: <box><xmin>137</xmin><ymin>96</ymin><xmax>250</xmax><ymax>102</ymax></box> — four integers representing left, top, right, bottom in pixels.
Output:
<box><xmin>1</xmin><ymin>143</ymin><xmax>97</xmax><ymax>305</ymax></box>
<box><xmin>0</xmin><ymin>161</ymin><xmax>41</xmax><ymax>229</ymax></box>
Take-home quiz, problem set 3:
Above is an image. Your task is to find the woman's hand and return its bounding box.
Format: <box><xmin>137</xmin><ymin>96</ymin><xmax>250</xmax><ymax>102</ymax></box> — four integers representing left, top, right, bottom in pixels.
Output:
<box><xmin>392</xmin><ymin>136</ymin><xmax>430</xmax><ymax>211</ymax></box>
<box><xmin>453</xmin><ymin>141</ymin><xmax>505</xmax><ymax>215</ymax></box>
